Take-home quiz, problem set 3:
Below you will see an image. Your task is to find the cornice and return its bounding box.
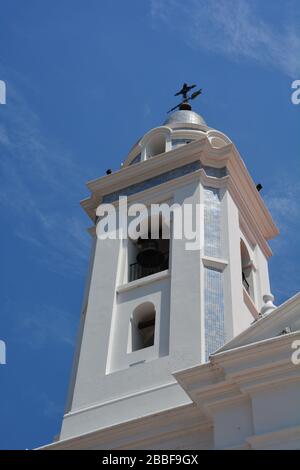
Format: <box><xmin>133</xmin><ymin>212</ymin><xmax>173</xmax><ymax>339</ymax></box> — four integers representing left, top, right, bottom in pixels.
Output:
<box><xmin>199</xmin><ymin>168</ymin><xmax>230</xmax><ymax>188</ymax></box>
<box><xmin>227</xmin><ymin>174</ymin><xmax>273</xmax><ymax>257</ymax></box>
<box><xmin>174</xmin><ymin>331</ymin><xmax>300</xmax><ymax>419</ymax></box>
<box><xmin>212</xmin><ymin>329</ymin><xmax>300</xmax><ymax>364</ymax></box>
<box><xmin>230</xmin><ymin>360</ymin><xmax>300</xmax><ymax>394</ymax></box>
<box><xmin>82</xmin><ymin>167</ymin><xmax>203</xmax><ymax>222</ymax></box>
<box><xmin>227</xmin><ymin>145</ymin><xmax>279</xmax><ymax>240</ymax></box>
<box><xmin>216</xmin><ymin>292</ymin><xmax>300</xmax><ymax>353</ymax></box>
<box><xmin>39</xmin><ymin>403</ymin><xmax>210</xmax><ymax>450</ymax></box>
<box><xmin>174</xmin><ymin>362</ymin><xmax>224</xmax><ymax>393</ymax></box>
<box><xmin>246</xmin><ymin>425</ymin><xmax>300</xmax><ymax>450</ymax></box>
<box><xmin>117</xmin><ymin>420</ymin><xmax>212</xmax><ymax>450</ymax></box>
<box><xmin>86</xmin><ymin>138</ymin><xmax>207</xmax><ymax>194</ymax></box>
<box><xmin>81</xmin><ymin>137</ymin><xmax>278</xmax><ymax>248</ymax></box>
<box><xmin>112</xmin><ymin>169</ymin><xmax>201</xmax><ymax>208</ymax></box>
<box><xmin>81</xmin><ymin>139</ymin><xmax>207</xmax><ymax>219</ymax></box>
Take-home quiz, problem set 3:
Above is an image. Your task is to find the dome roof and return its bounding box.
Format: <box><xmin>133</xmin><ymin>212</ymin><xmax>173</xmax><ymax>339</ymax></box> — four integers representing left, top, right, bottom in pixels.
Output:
<box><xmin>164</xmin><ymin>110</ymin><xmax>206</xmax><ymax>127</ymax></box>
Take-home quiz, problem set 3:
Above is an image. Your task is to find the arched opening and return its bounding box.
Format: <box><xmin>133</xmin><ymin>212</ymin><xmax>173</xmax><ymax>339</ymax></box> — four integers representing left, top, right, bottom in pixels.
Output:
<box><xmin>128</xmin><ymin>302</ymin><xmax>156</xmax><ymax>353</ymax></box>
<box><xmin>171</xmin><ymin>138</ymin><xmax>194</xmax><ymax>149</ymax></box>
<box><xmin>240</xmin><ymin>239</ymin><xmax>254</xmax><ymax>300</ymax></box>
<box><xmin>146</xmin><ymin>134</ymin><xmax>166</xmax><ymax>158</ymax></box>
<box><xmin>128</xmin><ymin>213</ymin><xmax>170</xmax><ymax>282</ymax></box>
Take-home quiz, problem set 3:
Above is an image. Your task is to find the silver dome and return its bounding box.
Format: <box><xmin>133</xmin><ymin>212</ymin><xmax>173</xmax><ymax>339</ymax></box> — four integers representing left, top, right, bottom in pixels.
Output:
<box><xmin>164</xmin><ymin>110</ymin><xmax>206</xmax><ymax>127</ymax></box>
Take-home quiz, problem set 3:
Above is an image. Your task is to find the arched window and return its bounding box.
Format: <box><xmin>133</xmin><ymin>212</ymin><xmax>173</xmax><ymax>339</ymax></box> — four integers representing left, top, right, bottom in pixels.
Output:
<box><xmin>171</xmin><ymin>138</ymin><xmax>194</xmax><ymax>149</ymax></box>
<box><xmin>128</xmin><ymin>302</ymin><xmax>156</xmax><ymax>352</ymax></box>
<box><xmin>146</xmin><ymin>134</ymin><xmax>166</xmax><ymax>158</ymax></box>
<box><xmin>128</xmin><ymin>213</ymin><xmax>170</xmax><ymax>282</ymax></box>
<box><xmin>240</xmin><ymin>239</ymin><xmax>254</xmax><ymax>300</ymax></box>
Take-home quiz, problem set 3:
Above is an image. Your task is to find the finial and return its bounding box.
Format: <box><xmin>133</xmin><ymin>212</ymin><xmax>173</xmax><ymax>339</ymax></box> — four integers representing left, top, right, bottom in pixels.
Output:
<box><xmin>167</xmin><ymin>83</ymin><xmax>202</xmax><ymax>113</ymax></box>
<box><xmin>260</xmin><ymin>293</ymin><xmax>276</xmax><ymax>316</ymax></box>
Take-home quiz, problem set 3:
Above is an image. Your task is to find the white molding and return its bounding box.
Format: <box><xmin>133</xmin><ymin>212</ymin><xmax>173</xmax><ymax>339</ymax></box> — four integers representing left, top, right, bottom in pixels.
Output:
<box><xmin>39</xmin><ymin>402</ymin><xmax>211</xmax><ymax>450</ymax></box>
<box><xmin>199</xmin><ymin>169</ymin><xmax>230</xmax><ymax>188</ymax></box>
<box><xmin>246</xmin><ymin>425</ymin><xmax>300</xmax><ymax>450</ymax></box>
<box><xmin>202</xmin><ymin>256</ymin><xmax>228</xmax><ymax>271</ymax></box>
<box><xmin>216</xmin><ymin>292</ymin><xmax>300</xmax><ymax>353</ymax></box>
<box><xmin>117</xmin><ymin>270</ymin><xmax>170</xmax><ymax>293</ymax></box>
<box><xmin>64</xmin><ymin>381</ymin><xmax>178</xmax><ymax>419</ymax></box>
<box><xmin>80</xmin><ymin>138</ymin><xmax>278</xmax><ymax>249</ymax></box>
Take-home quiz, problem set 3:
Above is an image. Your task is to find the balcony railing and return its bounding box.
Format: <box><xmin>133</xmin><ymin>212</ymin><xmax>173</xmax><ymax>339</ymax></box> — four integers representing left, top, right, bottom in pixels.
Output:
<box><xmin>129</xmin><ymin>254</ymin><xmax>169</xmax><ymax>282</ymax></box>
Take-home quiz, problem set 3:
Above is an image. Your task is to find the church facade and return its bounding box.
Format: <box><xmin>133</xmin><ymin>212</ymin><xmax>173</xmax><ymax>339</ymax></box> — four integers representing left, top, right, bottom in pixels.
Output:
<box><xmin>42</xmin><ymin>103</ymin><xmax>300</xmax><ymax>450</ymax></box>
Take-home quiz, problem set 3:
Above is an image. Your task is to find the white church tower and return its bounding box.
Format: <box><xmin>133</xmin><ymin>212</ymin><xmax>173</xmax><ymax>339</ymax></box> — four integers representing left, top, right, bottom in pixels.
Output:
<box><xmin>56</xmin><ymin>87</ymin><xmax>279</xmax><ymax>443</ymax></box>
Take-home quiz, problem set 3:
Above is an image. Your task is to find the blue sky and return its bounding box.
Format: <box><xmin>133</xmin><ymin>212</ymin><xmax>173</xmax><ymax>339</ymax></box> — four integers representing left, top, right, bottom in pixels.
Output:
<box><xmin>0</xmin><ymin>0</ymin><xmax>299</xmax><ymax>450</ymax></box>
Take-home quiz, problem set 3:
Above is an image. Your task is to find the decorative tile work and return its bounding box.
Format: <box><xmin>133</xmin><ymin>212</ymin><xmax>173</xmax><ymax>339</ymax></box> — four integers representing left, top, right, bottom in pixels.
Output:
<box><xmin>102</xmin><ymin>161</ymin><xmax>201</xmax><ymax>203</ymax></box>
<box><xmin>203</xmin><ymin>186</ymin><xmax>225</xmax><ymax>359</ymax></box>
<box><xmin>203</xmin><ymin>166</ymin><xmax>227</xmax><ymax>178</ymax></box>
<box><xmin>204</xmin><ymin>187</ymin><xmax>222</xmax><ymax>258</ymax></box>
<box><xmin>204</xmin><ymin>267</ymin><xmax>225</xmax><ymax>360</ymax></box>
<box><xmin>103</xmin><ymin>163</ymin><xmax>226</xmax><ymax>203</ymax></box>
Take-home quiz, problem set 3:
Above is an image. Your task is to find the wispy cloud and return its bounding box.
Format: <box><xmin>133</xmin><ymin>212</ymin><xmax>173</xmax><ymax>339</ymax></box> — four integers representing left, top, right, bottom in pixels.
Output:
<box><xmin>12</xmin><ymin>303</ymin><xmax>77</xmax><ymax>349</ymax></box>
<box><xmin>151</xmin><ymin>0</ymin><xmax>300</xmax><ymax>77</ymax></box>
<box><xmin>264</xmin><ymin>179</ymin><xmax>300</xmax><ymax>234</ymax></box>
<box><xmin>38</xmin><ymin>393</ymin><xmax>64</xmax><ymax>420</ymax></box>
<box><xmin>263</xmin><ymin>176</ymin><xmax>300</xmax><ymax>303</ymax></box>
<box><xmin>0</xmin><ymin>76</ymin><xmax>90</xmax><ymax>276</ymax></box>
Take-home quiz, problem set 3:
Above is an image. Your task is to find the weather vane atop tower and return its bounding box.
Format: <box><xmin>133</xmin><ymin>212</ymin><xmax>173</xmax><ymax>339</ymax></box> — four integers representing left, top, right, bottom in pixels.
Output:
<box><xmin>167</xmin><ymin>83</ymin><xmax>202</xmax><ymax>113</ymax></box>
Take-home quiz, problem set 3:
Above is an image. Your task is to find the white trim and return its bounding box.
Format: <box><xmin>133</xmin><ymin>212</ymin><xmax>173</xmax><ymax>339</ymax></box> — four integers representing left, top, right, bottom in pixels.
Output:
<box><xmin>64</xmin><ymin>381</ymin><xmax>177</xmax><ymax>419</ymax></box>
<box><xmin>117</xmin><ymin>270</ymin><xmax>170</xmax><ymax>293</ymax></box>
<box><xmin>246</xmin><ymin>425</ymin><xmax>300</xmax><ymax>450</ymax></box>
<box><xmin>81</xmin><ymin>137</ymin><xmax>278</xmax><ymax>246</ymax></box>
<box><xmin>202</xmin><ymin>256</ymin><xmax>228</xmax><ymax>271</ymax></box>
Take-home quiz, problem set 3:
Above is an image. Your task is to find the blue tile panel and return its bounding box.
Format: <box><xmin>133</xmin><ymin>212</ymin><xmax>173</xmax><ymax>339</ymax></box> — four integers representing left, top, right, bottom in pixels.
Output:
<box><xmin>204</xmin><ymin>267</ymin><xmax>225</xmax><ymax>360</ymax></box>
<box><xmin>103</xmin><ymin>161</ymin><xmax>201</xmax><ymax>203</ymax></box>
<box><xmin>102</xmin><ymin>162</ymin><xmax>226</xmax><ymax>203</ymax></box>
<box><xmin>203</xmin><ymin>186</ymin><xmax>225</xmax><ymax>359</ymax></box>
<box><xmin>204</xmin><ymin>187</ymin><xmax>222</xmax><ymax>258</ymax></box>
<box><xmin>204</xmin><ymin>166</ymin><xmax>226</xmax><ymax>178</ymax></box>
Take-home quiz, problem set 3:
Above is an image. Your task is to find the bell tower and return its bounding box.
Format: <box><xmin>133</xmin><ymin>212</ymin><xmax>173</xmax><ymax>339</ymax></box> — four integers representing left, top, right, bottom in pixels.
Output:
<box><xmin>58</xmin><ymin>89</ymin><xmax>278</xmax><ymax>441</ymax></box>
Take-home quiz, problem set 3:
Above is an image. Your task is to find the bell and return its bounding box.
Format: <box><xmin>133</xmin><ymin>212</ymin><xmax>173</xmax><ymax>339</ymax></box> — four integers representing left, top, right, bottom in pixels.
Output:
<box><xmin>136</xmin><ymin>238</ymin><xmax>165</xmax><ymax>268</ymax></box>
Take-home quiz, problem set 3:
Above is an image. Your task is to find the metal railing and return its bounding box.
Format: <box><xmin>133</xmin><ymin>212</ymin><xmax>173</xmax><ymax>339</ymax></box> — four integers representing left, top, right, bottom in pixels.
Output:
<box><xmin>129</xmin><ymin>254</ymin><xmax>169</xmax><ymax>282</ymax></box>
